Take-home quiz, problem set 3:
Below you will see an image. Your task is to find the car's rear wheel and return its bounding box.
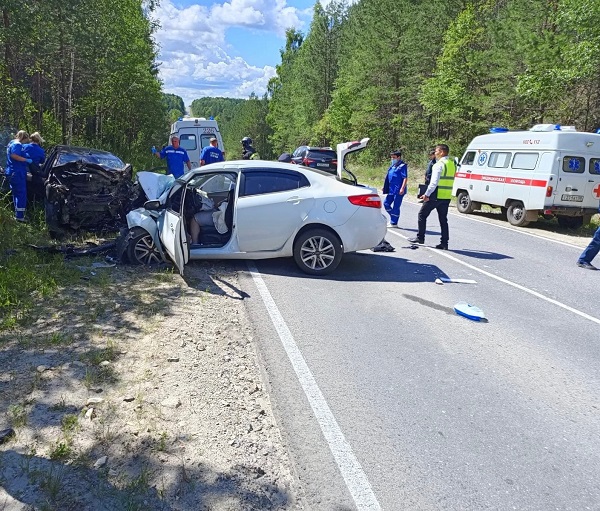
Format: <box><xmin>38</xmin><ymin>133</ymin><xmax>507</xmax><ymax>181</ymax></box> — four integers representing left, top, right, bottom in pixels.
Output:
<box><xmin>126</xmin><ymin>228</ymin><xmax>162</xmax><ymax>265</ymax></box>
<box><xmin>293</xmin><ymin>228</ymin><xmax>343</xmax><ymax>275</ymax></box>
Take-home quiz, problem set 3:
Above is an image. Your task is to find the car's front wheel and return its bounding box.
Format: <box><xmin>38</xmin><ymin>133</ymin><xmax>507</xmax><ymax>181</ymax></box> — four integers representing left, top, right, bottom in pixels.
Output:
<box><xmin>126</xmin><ymin>228</ymin><xmax>162</xmax><ymax>265</ymax></box>
<box><xmin>293</xmin><ymin>228</ymin><xmax>343</xmax><ymax>275</ymax></box>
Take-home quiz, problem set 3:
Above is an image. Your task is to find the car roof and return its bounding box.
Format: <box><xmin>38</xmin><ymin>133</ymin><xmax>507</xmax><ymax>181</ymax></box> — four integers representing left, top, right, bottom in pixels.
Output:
<box><xmin>53</xmin><ymin>145</ymin><xmax>119</xmax><ymax>156</ymax></box>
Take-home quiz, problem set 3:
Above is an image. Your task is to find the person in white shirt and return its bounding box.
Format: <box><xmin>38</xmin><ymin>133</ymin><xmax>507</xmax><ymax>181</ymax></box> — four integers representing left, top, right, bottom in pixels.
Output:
<box><xmin>408</xmin><ymin>144</ymin><xmax>456</xmax><ymax>249</ymax></box>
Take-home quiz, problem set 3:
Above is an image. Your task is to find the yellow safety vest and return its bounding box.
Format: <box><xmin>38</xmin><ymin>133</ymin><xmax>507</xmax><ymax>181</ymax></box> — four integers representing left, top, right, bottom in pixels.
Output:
<box><xmin>437</xmin><ymin>157</ymin><xmax>456</xmax><ymax>200</ymax></box>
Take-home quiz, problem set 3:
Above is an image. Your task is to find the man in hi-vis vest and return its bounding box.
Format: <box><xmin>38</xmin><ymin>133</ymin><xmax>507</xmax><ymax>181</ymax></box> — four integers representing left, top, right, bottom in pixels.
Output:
<box><xmin>408</xmin><ymin>144</ymin><xmax>456</xmax><ymax>250</ymax></box>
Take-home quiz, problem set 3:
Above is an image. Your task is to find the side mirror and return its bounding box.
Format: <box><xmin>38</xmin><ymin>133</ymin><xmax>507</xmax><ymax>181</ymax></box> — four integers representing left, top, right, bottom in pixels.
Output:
<box><xmin>144</xmin><ymin>199</ymin><xmax>164</xmax><ymax>211</ymax></box>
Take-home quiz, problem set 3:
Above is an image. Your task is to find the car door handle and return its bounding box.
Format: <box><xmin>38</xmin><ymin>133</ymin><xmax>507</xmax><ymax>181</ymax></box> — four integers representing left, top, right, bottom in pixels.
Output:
<box><xmin>286</xmin><ymin>196</ymin><xmax>306</xmax><ymax>203</ymax></box>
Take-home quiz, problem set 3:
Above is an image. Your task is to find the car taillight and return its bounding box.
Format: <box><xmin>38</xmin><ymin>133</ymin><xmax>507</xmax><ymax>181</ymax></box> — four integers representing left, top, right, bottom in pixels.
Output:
<box><xmin>348</xmin><ymin>194</ymin><xmax>382</xmax><ymax>208</ymax></box>
<box><xmin>546</xmin><ymin>186</ymin><xmax>553</xmax><ymax>197</ymax></box>
<box><xmin>303</xmin><ymin>157</ymin><xmax>314</xmax><ymax>165</ymax></box>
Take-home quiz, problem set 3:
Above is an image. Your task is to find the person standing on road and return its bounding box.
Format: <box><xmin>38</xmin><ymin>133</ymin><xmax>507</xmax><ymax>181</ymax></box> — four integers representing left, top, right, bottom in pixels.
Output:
<box><xmin>408</xmin><ymin>144</ymin><xmax>456</xmax><ymax>249</ymax></box>
<box><xmin>5</xmin><ymin>130</ymin><xmax>31</xmax><ymax>222</ymax></box>
<box><xmin>200</xmin><ymin>137</ymin><xmax>225</xmax><ymax>166</ymax></box>
<box><xmin>153</xmin><ymin>134</ymin><xmax>192</xmax><ymax>178</ymax></box>
<box><xmin>576</xmin><ymin>205</ymin><xmax>600</xmax><ymax>270</ymax></box>
<box><xmin>383</xmin><ymin>149</ymin><xmax>408</xmax><ymax>227</ymax></box>
<box><xmin>23</xmin><ymin>132</ymin><xmax>46</xmax><ymax>176</ymax></box>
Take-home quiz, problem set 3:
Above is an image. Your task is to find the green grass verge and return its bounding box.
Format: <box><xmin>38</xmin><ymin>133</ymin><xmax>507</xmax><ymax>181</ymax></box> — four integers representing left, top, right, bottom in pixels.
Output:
<box><xmin>0</xmin><ymin>194</ymin><xmax>81</xmax><ymax>330</ymax></box>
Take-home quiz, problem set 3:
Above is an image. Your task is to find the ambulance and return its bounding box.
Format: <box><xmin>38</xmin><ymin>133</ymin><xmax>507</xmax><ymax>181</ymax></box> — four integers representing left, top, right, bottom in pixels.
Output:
<box><xmin>169</xmin><ymin>116</ymin><xmax>224</xmax><ymax>169</ymax></box>
<box><xmin>453</xmin><ymin>124</ymin><xmax>600</xmax><ymax>227</ymax></box>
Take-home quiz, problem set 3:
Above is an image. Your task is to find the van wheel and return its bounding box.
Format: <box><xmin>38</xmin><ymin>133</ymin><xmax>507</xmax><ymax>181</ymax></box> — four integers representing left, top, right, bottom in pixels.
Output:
<box><xmin>557</xmin><ymin>216</ymin><xmax>583</xmax><ymax>229</ymax></box>
<box><xmin>507</xmin><ymin>201</ymin><xmax>530</xmax><ymax>227</ymax></box>
<box><xmin>456</xmin><ymin>191</ymin><xmax>476</xmax><ymax>214</ymax></box>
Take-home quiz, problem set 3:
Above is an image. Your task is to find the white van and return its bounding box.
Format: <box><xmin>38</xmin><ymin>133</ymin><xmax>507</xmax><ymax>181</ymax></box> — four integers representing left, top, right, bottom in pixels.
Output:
<box><xmin>169</xmin><ymin>117</ymin><xmax>224</xmax><ymax>169</ymax></box>
<box><xmin>453</xmin><ymin>124</ymin><xmax>600</xmax><ymax>227</ymax></box>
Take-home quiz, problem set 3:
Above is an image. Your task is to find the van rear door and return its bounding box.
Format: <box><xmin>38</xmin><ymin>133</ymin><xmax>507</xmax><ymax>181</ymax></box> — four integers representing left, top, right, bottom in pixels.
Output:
<box><xmin>585</xmin><ymin>157</ymin><xmax>600</xmax><ymax>206</ymax></box>
<box><xmin>554</xmin><ymin>154</ymin><xmax>592</xmax><ymax>207</ymax></box>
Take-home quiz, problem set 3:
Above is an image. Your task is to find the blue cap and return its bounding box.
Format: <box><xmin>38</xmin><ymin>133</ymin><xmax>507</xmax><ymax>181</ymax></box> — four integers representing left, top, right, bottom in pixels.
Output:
<box><xmin>209</xmin><ymin>116</ymin><xmax>214</xmax><ymax>120</ymax></box>
<box><xmin>554</xmin><ymin>124</ymin><xmax>561</xmax><ymax>130</ymax></box>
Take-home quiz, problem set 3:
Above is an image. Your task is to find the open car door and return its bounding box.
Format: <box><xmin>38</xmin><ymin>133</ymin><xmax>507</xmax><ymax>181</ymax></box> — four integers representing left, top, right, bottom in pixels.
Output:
<box><xmin>160</xmin><ymin>185</ymin><xmax>190</xmax><ymax>276</ymax></box>
<box><xmin>336</xmin><ymin>137</ymin><xmax>370</xmax><ymax>182</ymax></box>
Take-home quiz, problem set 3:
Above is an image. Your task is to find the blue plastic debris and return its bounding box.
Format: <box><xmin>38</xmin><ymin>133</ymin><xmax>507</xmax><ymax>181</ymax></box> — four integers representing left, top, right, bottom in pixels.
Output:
<box><xmin>454</xmin><ymin>302</ymin><xmax>486</xmax><ymax>321</ymax></box>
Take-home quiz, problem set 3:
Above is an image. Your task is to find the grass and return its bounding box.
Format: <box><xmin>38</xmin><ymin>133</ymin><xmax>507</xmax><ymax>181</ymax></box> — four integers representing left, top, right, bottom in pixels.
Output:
<box><xmin>7</xmin><ymin>403</ymin><xmax>28</xmax><ymax>428</ymax></box>
<box><xmin>0</xmin><ymin>197</ymin><xmax>81</xmax><ymax>330</ymax></box>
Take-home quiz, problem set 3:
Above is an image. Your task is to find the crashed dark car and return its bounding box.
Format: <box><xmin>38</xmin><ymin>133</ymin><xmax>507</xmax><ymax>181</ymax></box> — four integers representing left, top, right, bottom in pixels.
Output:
<box><xmin>38</xmin><ymin>146</ymin><xmax>138</xmax><ymax>237</ymax></box>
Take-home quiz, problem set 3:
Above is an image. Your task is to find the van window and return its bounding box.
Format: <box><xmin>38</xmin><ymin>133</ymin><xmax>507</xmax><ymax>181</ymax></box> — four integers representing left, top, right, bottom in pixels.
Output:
<box><xmin>461</xmin><ymin>151</ymin><xmax>476</xmax><ymax>165</ymax></box>
<box><xmin>200</xmin><ymin>134</ymin><xmax>216</xmax><ymax>150</ymax></box>
<box><xmin>179</xmin><ymin>134</ymin><xmax>197</xmax><ymax>151</ymax></box>
<box><xmin>511</xmin><ymin>153</ymin><xmax>538</xmax><ymax>170</ymax></box>
<box><xmin>489</xmin><ymin>152</ymin><xmax>511</xmax><ymax>168</ymax></box>
<box><xmin>562</xmin><ymin>156</ymin><xmax>585</xmax><ymax>174</ymax></box>
<box><xmin>589</xmin><ymin>158</ymin><xmax>600</xmax><ymax>175</ymax></box>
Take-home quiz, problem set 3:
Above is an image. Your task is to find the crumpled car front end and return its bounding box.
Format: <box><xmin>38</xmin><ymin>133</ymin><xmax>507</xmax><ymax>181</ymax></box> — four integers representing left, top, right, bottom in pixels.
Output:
<box><xmin>45</xmin><ymin>160</ymin><xmax>138</xmax><ymax>237</ymax></box>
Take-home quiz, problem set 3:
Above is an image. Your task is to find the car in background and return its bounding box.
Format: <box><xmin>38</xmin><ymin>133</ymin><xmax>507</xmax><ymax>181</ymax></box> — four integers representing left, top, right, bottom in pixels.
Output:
<box><xmin>291</xmin><ymin>145</ymin><xmax>337</xmax><ymax>173</ymax></box>
<box><xmin>122</xmin><ymin>137</ymin><xmax>386</xmax><ymax>275</ymax></box>
<box><xmin>39</xmin><ymin>146</ymin><xmax>138</xmax><ymax>238</ymax></box>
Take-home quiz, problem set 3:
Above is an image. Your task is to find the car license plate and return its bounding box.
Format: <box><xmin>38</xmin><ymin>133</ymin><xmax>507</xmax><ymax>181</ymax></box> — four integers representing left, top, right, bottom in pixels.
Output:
<box><xmin>316</xmin><ymin>162</ymin><xmax>329</xmax><ymax>167</ymax></box>
<box><xmin>561</xmin><ymin>194</ymin><xmax>584</xmax><ymax>202</ymax></box>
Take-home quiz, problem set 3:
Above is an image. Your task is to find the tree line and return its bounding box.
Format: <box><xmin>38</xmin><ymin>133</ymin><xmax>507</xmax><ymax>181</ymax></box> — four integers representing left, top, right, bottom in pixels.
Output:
<box><xmin>194</xmin><ymin>0</ymin><xmax>600</xmax><ymax>165</ymax></box>
<box><xmin>1</xmin><ymin>0</ymin><xmax>167</xmax><ymax>168</ymax></box>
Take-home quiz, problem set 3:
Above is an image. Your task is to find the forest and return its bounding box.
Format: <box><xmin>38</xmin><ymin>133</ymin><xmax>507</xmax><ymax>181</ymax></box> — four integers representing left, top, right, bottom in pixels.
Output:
<box><xmin>196</xmin><ymin>0</ymin><xmax>600</xmax><ymax>164</ymax></box>
<box><xmin>3</xmin><ymin>0</ymin><xmax>600</xmax><ymax>167</ymax></box>
<box><xmin>0</xmin><ymin>0</ymin><xmax>166</xmax><ymax>169</ymax></box>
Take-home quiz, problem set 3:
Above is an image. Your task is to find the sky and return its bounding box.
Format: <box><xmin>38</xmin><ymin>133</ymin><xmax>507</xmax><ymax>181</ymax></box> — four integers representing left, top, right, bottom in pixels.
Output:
<box><xmin>151</xmin><ymin>0</ymin><xmax>319</xmax><ymax>109</ymax></box>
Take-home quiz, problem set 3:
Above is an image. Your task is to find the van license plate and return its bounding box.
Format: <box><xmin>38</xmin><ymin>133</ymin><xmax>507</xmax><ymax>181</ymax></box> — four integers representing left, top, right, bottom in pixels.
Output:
<box><xmin>561</xmin><ymin>194</ymin><xmax>584</xmax><ymax>202</ymax></box>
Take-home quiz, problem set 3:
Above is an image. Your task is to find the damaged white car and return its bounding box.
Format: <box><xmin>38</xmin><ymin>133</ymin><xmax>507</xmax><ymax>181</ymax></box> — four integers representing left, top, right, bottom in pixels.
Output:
<box><xmin>121</xmin><ymin>138</ymin><xmax>386</xmax><ymax>275</ymax></box>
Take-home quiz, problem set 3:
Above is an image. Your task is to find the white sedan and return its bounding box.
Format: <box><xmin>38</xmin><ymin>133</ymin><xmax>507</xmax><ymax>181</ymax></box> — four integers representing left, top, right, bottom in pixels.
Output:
<box><xmin>123</xmin><ymin>138</ymin><xmax>387</xmax><ymax>275</ymax></box>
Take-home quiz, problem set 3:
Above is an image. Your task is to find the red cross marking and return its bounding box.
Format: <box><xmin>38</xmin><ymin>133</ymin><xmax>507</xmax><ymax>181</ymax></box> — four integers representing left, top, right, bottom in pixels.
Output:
<box><xmin>594</xmin><ymin>183</ymin><xmax>600</xmax><ymax>198</ymax></box>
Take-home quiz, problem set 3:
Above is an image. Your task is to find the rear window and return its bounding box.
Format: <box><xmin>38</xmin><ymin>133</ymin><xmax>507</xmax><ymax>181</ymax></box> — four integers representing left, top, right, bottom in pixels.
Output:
<box><xmin>488</xmin><ymin>152</ymin><xmax>511</xmax><ymax>168</ymax></box>
<box><xmin>511</xmin><ymin>153</ymin><xmax>538</xmax><ymax>170</ymax></box>
<box><xmin>589</xmin><ymin>158</ymin><xmax>600</xmax><ymax>175</ymax></box>
<box><xmin>562</xmin><ymin>156</ymin><xmax>585</xmax><ymax>173</ymax></box>
<box><xmin>307</xmin><ymin>150</ymin><xmax>336</xmax><ymax>160</ymax></box>
<box><xmin>179</xmin><ymin>134</ymin><xmax>197</xmax><ymax>151</ymax></box>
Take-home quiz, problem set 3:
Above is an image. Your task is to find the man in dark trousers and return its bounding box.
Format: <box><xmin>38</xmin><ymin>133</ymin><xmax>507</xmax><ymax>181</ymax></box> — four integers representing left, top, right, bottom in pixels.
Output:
<box><xmin>408</xmin><ymin>144</ymin><xmax>456</xmax><ymax>249</ymax></box>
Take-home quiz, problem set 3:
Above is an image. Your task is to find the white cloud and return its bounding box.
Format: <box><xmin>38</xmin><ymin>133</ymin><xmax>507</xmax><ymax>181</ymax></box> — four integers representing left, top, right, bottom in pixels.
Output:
<box><xmin>152</xmin><ymin>0</ymin><xmax>305</xmax><ymax>107</ymax></box>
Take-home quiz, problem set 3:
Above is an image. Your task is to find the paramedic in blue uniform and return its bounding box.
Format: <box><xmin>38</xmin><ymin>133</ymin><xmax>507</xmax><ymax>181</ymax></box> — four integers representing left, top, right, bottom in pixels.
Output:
<box><xmin>23</xmin><ymin>132</ymin><xmax>46</xmax><ymax>176</ymax></box>
<box><xmin>382</xmin><ymin>149</ymin><xmax>408</xmax><ymax>227</ymax></box>
<box><xmin>408</xmin><ymin>144</ymin><xmax>456</xmax><ymax>249</ymax></box>
<box><xmin>576</xmin><ymin>203</ymin><xmax>600</xmax><ymax>270</ymax></box>
<box><xmin>200</xmin><ymin>137</ymin><xmax>225</xmax><ymax>166</ymax></box>
<box><xmin>153</xmin><ymin>134</ymin><xmax>191</xmax><ymax>178</ymax></box>
<box><xmin>5</xmin><ymin>130</ymin><xmax>31</xmax><ymax>222</ymax></box>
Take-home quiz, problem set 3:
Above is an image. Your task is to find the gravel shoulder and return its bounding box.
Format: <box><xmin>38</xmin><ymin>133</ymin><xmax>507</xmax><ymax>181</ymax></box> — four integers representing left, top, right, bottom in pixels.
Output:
<box><xmin>0</xmin><ymin>261</ymin><xmax>303</xmax><ymax>510</ymax></box>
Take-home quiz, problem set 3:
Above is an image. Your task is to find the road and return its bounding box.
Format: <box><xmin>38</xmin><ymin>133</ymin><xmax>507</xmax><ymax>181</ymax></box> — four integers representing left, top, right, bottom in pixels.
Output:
<box><xmin>239</xmin><ymin>200</ymin><xmax>600</xmax><ymax>511</ymax></box>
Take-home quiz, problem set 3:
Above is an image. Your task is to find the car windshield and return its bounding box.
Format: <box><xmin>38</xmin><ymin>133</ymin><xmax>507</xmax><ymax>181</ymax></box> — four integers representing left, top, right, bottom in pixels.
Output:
<box><xmin>307</xmin><ymin>150</ymin><xmax>336</xmax><ymax>160</ymax></box>
<box><xmin>55</xmin><ymin>151</ymin><xmax>126</xmax><ymax>169</ymax></box>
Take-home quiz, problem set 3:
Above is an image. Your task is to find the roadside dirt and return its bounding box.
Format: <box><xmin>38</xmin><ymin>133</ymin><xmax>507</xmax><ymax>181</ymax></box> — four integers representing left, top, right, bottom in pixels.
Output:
<box><xmin>0</xmin><ymin>261</ymin><xmax>303</xmax><ymax>510</ymax></box>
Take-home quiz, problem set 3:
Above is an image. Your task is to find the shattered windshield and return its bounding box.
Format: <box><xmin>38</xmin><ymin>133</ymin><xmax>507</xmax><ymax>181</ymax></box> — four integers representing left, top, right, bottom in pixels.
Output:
<box><xmin>55</xmin><ymin>151</ymin><xmax>126</xmax><ymax>169</ymax></box>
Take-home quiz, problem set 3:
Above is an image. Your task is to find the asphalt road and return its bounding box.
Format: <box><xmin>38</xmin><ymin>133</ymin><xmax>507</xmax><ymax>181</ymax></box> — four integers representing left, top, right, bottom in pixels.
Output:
<box><xmin>239</xmin><ymin>201</ymin><xmax>600</xmax><ymax>511</ymax></box>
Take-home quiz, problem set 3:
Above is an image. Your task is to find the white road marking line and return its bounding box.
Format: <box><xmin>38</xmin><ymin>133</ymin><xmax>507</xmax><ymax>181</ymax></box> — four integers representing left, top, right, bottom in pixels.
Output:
<box><xmin>247</xmin><ymin>262</ymin><xmax>381</xmax><ymax>511</ymax></box>
<box><xmin>403</xmin><ymin>200</ymin><xmax>586</xmax><ymax>249</ymax></box>
<box><xmin>387</xmin><ymin>230</ymin><xmax>600</xmax><ymax>326</ymax></box>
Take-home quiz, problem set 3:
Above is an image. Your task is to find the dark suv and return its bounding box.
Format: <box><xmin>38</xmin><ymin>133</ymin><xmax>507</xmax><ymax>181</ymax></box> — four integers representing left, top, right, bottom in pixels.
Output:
<box><xmin>291</xmin><ymin>146</ymin><xmax>337</xmax><ymax>173</ymax></box>
<box><xmin>40</xmin><ymin>146</ymin><xmax>138</xmax><ymax>237</ymax></box>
